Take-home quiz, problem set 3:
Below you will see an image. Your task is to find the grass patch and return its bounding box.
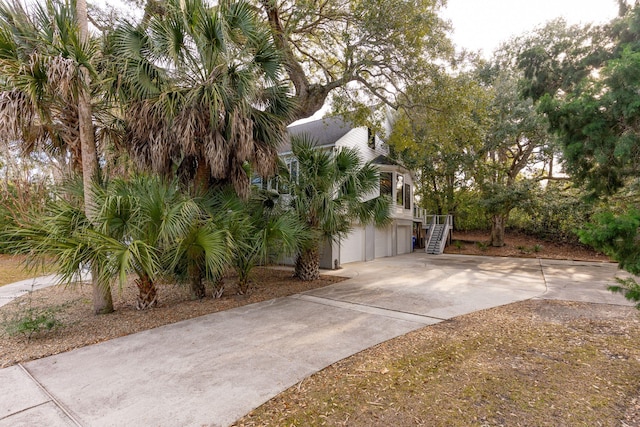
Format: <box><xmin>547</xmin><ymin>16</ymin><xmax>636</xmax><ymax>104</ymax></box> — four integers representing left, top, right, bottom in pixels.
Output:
<box><xmin>0</xmin><ymin>254</ymin><xmax>47</xmax><ymax>286</ymax></box>
<box><xmin>235</xmin><ymin>300</ymin><xmax>640</xmax><ymax>426</ymax></box>
<box><xmin>0</xmin><ymin>255</ymin><xmax>34</xmax><ymax>286</ymax></box>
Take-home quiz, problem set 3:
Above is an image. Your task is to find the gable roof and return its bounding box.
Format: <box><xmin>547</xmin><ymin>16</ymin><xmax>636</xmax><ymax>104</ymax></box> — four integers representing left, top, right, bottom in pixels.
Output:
<box><xmin>371</xmin><ymin>154</ymin><xmax>402</xmax><ymax>166</ymax></box>
<box><xmin>280</xmin><ymin>116</ymin><xmax>356</xmax><ymax>153</ymax></box>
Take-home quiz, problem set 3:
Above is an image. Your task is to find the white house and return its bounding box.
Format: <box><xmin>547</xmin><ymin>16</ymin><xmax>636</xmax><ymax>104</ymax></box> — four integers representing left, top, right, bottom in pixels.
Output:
<box><xmin>277</xmin><ymin>116</ymin><xmax>424</xmax><ymax>269</ymax></box>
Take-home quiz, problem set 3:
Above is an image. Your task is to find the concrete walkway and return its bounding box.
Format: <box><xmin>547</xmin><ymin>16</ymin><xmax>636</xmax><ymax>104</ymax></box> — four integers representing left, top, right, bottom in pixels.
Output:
<box><xmin>0</xmin><ymin>274</ymin><xmax>61</xmax><ymax>308</ymax></box>
<box><xmin>0</xmin><ymin>254</ymin><xmax>633</xmax><ymax>427</ymax></box>
<box><xmin>0</xmin><ymin>271</ymin><xmax>90</xmax><ymax>308</ymax></box>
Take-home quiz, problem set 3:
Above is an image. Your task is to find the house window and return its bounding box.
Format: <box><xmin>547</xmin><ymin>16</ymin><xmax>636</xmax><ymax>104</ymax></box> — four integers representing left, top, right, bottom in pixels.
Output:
<box><xmin>251</xmin><ymin>175</ymin><xmax>263</xmax><ymax>188</ymax></box>
<box><xmin>380</xmin><ymin>172</ymin><xmax>392</xmax><ymax>196</ymax></box>
<box><xmin>289</xmin><ymin>159</ymin><xmax>298</xmax><ymax>184</ymax></box>
<box><xmin>278</xmin><ymin>159</ymin><xmax>299</xmax><ymax>194</ymax></box>
<box><xmin>367</xmin><ymin>128</ymin><xmax>375</xmax><ymax>149</ymax></box>
<box><xmin>396</xmin><ymin>174</ymin><xmax>404</xmax><ymax>205</ymax></box>
<box><xmin>404</xmin><ymin>183</ymin><xmax>411</xmax><ymax>210</ymax></box>
<box><xmin>251</xmin><ymin>175</ymin><xmax>273</xmax><ymax>191</ymax></box>
<box><xmin>269</xmin><ymin>176</ymin><xmax>279</xmax><ymax>192</ymax></box>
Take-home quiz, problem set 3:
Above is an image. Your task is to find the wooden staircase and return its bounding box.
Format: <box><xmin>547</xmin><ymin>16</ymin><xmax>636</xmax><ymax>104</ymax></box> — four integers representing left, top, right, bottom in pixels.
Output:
<box><xmin>425</xmin><ymin>215</ymin><xmax>452</xmax><ymax>255</ymax></box>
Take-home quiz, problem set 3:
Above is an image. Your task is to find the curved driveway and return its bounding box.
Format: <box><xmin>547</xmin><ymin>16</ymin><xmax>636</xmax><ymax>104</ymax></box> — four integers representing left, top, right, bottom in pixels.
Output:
<box><xmin>0</xmin><ymin>254</ymin><xmax>632</xmax><ymax>427</ymax></box>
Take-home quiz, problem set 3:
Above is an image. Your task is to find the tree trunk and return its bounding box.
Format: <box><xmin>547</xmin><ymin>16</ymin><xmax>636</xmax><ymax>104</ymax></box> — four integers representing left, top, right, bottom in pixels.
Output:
<box><xmin>212</xmin><ymin>275</ymin><xmax>225</xmax><ymax>299</ymax></box>
<box><xmin>490</xmin><ymin>214</ymin><xmax>506</xmax><ymax>247</ymax></box>
<box><xmin>91</xmin><ymin>264</ymin><xmax>113</xmax><ymax>315</ymax></box>
<box><xmin>189</xmin><ymin>264</ymin><xmax>206</xmax><ymax>299</ymax></box>
<box><xmin>294</xmin><ymin>247</ymin><xmax>320</xmax><ymax>281</ymax></box>
<box><xmin>260</xmin><ymin>0</ymin><xmax>332</xmax><ymax>122</ymax></box>
<box><xmin>135</xmin><ymin>275</ymin><xmax>158</xmax><ymax>310</ymax></box>
<box><xmin>77</xmin><ymin>0</ymin><xmax>113</xmax><ymax>314</ymax></box>
<box><xmin>193</xmin><ymin>157</ymin><xmax>210</xmax><ymax>194</ymax></box>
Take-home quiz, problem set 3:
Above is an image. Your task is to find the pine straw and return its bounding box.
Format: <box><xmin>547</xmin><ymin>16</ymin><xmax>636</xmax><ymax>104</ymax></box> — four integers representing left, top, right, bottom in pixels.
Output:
<box><xmin>235</xmin><ymin>300</ymin><xmax>640</xmax><ymax>427</ymax></box>
<box><xmin>0</xmin><ymin>267</ymin><xmax>344</xmax><ymax>368</ymax></box>
<box><xmin>445</xmin><ymin>230</ymin><xmax>611</xmax><ymax>261</ymax></box>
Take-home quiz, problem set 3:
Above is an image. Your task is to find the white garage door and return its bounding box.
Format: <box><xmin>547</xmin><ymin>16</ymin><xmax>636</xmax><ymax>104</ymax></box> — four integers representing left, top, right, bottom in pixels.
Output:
<box><xmin>340</xmin><ymin>227</ymin><xmax>365</xmax><ymax>264</ymax></box>
<box><xmin>375</xmin><ymin>226</ymin><xmax>391</xmax><ymax>258</ymax></box>
<box><xmin>397</xmin><ymin>225</ymin><xmax>411</xmax><ymax>255</ymax></box>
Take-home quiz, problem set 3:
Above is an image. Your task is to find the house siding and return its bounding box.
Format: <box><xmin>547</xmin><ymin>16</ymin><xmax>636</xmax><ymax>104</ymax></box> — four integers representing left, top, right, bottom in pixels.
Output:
<box><xmin>282</xmin><ymin>118</ymin><xmax>416</xmax><ymax>269</ymax></box>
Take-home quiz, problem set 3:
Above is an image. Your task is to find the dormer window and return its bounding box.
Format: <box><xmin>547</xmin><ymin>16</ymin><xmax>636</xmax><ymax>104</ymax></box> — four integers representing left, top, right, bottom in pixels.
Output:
<box><xmin>396</xmin><ymin>174</ymin><xmax>404</xmax><ymax>205</ymax></box>
<box><xmin>380</xmin><ymin>172</ymin><xmax>392</xmax><ymax>196</ymax></box>
<box><xmin>404</xmin><ymin>183</ymin><xmax>411</xmax><ymax>210</ymax></box>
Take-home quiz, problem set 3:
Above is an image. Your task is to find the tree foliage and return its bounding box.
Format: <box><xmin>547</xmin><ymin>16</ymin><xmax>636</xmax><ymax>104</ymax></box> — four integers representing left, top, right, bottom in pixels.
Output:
<box><xmin>389</xmin><ymin>71</ymin><xmax>490</xmax><ymax>217</ymax></box>
<box><xmin>129</xmin><ymin>0</ymin><xmax>453</xmax><ymax>123</ymax></box>
<box><xmin>473</xmin><ymin>63</ymin><xmax>555</xmax><ymax>246</ymax></box>
<box><xmin>0</xmin><ymin>0</ymin><xmax>100</xmax><ymax>171</ymax></box>
<box><xmin>499</xmin><ymin>18</ymin><xmax>608</xmax><ymax>102</ymax></box>
<box><xmin>539</xmin><ymin>6</ymin><xmax>640</xmax><ymax>280</ymax></box>
<box><xmin>579</xmin><ymin>209</ymin><xmax>640</xmax><ymax>274</ymax></box>
<box><xmin>0</xmin><ymin>0</ymin><xmax>118</xmax><ymax>313</ymax></box>
<box><xmin>107</xmin><ymin>0</ymin><xmax>295</xmax><ymax>197</ymax></box>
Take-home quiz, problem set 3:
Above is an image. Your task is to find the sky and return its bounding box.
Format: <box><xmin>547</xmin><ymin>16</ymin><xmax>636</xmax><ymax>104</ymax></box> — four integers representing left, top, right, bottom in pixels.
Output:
<box><xmin>441</xmin><ymin>0</ymin><xmax>621</xmax><ymax>57</ymax></box>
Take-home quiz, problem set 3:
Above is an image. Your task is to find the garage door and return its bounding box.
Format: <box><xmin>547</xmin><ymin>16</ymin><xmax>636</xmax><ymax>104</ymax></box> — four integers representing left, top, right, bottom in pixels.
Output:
<box><xmin>375</xmin><ymin>226</ymin><xmax>391</xmax><ymax>258</ymax></box>
<box><xmin>340</xmin><ymin>227</ymin><xmax>365</xmax><ymax>264</ymax></box>
<box><xmin>397</xmin><ymin>225</ymin><xmax>411</xmax><ymax>255</ymax></box>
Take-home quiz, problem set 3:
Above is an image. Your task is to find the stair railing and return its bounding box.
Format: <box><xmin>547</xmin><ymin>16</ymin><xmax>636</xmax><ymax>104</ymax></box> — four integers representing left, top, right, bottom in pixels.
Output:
<box><xmin>424</xmin><ymin>214</ymin><xmax>453</xmax><ymax>254</ymax></box>
<box><xmin>424</xmin><ymin>215</ymin><xmax>437</xmax><ymax>252</ymax></box>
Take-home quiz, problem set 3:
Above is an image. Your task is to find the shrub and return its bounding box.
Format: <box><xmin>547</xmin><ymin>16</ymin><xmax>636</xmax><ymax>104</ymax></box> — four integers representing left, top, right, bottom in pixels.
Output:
<box><xmin>1</xmin><ymin>286</ymin><xmax>62</xmax><ymax>341</ymax></box>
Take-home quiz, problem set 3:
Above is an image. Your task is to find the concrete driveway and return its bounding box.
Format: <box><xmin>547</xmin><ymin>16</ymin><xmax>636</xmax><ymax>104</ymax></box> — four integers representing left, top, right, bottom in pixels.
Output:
<box><xmin>0</xmin><ymin>254</ymin><xmax>632</xmax><ymax>427</ymax></box>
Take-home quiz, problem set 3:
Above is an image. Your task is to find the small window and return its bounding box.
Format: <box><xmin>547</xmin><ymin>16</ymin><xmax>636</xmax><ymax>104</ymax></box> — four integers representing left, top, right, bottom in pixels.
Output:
<box><xmin>278</xmin><ymin>159</ymin><xmax>298</xmax><ymax>194</ymax></box>
<box><xmin>278</xmin><ymin>176</ymin><xmax>288</xmax><ymax>194</ymax></box>
<box><xmin>367</xmin><ymin>128</ymin><xmax>375</xmax><ymax>149</ymax></box>
<box><xmin>251</xmin><ymin>175</ymin><xmax>263</xmax><ymax>188</ymax></box>
<box><xmin>380</xmin><ymin>172</ymin><xmax>392</xmax><ymax>196</ymax></box>
<box><xmin>289</xmin><ymin>159</ymin><xmax>298</xmax><ymax>184</ymax></box>
<box><xmin>260</xmin><ymin>176</ymin><xmax>275</xmax><ymax>192</ymax></box>
<box><xmin>404</xmin><ymin>183</ymin><xmax>411</xmax><ymax>210</ymax></box>
<box><xmin>396</xmin><ymin>174</ymin><xmax>404</xmax><ymax>205</ymax></box>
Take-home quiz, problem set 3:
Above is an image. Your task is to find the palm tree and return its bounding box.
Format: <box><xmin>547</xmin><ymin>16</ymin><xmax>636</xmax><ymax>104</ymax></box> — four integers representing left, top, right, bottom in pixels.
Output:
<box><xmin>164</xmin><ymin>188</ymin><xmax>231</xmax><ymax>300</ymax></box>
<box><xmin>284</xmin><ymin>135</ymin><xmax>392</xmax><ymax>281</ymax></box>
<box><xmin>94</xmin><ymin>176</ymin><xmax>199</xmax><ymax>308</ymax></box>
<box><xmin>224</xmin><ymin>188</ymin><xmax>307</xmax><ymax>294</ymax></box>
<box><xmin>11</xmin><ymin>176</ymin><xmax>232</xmax><ymax>309</ymax></box>
<box><xmin>9</xmin><ymin>179</ymin><xmax>151</xmax><ymax>308</ymax></box>
<box><xmin>106</xmin><ymin>0</ymin><xmax>295</xmax><ymax>198</ymax></box>
<box><xmin>0</xmin><ymin>0</ymin><xmax>115</xmax><ymax>313</ymax></box>
<box><xmin>94</xmin><ymin>176</ymin><xmax>234</xmax><ymax>305</ymax></box>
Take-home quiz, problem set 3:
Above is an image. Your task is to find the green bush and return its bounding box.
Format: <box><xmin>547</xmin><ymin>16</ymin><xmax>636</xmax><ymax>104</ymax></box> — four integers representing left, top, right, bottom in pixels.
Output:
<box><xmin>453</xmin><ymin>190</ymin><xmax>490</xmax><ymax>231</ymax></box>
<box><xmin>1</xmin><ymin>287</ymin><xmax>62</xmax><ymax>341</ymax></box>
<box><xmin>609</xmin><ymin>277</ymin><xmax>640</xmax><ymax>309</ymax></box>
<box><xmin>508</xmin><ymin>186</ymin><xmax>593</xmax><ymax>243</ymax></box>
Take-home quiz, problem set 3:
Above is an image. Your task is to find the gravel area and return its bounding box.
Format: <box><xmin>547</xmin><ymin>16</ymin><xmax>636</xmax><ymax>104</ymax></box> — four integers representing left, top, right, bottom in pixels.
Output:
<box><xmin>0</xmin><ymin>267</ymin><xmax>345</xmax><ymax>368</ymax></box>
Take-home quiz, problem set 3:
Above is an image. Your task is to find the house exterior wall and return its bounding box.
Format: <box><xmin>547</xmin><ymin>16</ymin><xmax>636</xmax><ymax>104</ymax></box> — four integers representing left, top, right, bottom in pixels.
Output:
<box><xmin>280</xmin><ymin>120</ymin><xmax>417</xmax><ymax>269</ymax></box>
<box><xmin>333</xmin><ymin>127</ymin><xmax>386</xmax><ymax>161</ymax></box>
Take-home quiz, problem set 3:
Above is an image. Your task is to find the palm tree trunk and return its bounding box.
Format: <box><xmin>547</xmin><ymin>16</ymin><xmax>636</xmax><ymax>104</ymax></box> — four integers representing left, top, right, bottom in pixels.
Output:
<box><xmin>188</xmin><ymin>264</ymin><xmax>206</xmax><ymax>299</ymax></box>
<box><xmin>135</xmin><ymin>275</ymin><xmax>158</xmax><ymax>310</ymax></box>
<box><xmin>294</xmin><ymin>247</ymin><xmax>320</xmax><ymax>281</ymax></box>
<box><xmin>77</xmin><ymin>0</ymin><xmax>113</xmax><ymax>314</ymax></box>
<box><xmin>194</xmin><ymin>158</ymin><xmax>210</xmax><ymax>194</ymax></box>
